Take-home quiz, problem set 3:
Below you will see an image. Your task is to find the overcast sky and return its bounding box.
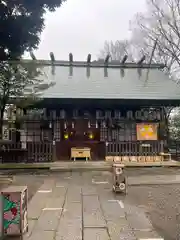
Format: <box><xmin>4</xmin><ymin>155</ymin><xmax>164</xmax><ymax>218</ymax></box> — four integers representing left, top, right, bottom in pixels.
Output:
<box><xmin>28</xmin><ymin>0</ymin><xmax>146</xmax><ymax>61</ymax></box>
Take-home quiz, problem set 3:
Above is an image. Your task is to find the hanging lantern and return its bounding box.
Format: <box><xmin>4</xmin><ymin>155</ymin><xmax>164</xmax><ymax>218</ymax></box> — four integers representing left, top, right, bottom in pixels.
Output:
<box><xmin>88</xmin><ymin>121</ymin><xmax>91</xmax><ymax>128</ymax></box>
<box><xmin>49</xmin><ymin>122</ymin><xmax>52</xmax><ymax>128</ymax></box>
<box><xmin>64</xmin><ymin>132</ymin><xmax>69</xmax><ymax>140</ymax></box>
<box><xmin>95</xmin><ymin>121</ymin><xmax>98</xmax><ymax>128</ymax></box>
<box><xmin>64</xmin><ymin>121</ymin><xmax>67</xmax><ymax>129</ymax></box>
<box><xmin>89</xmin><ymin>132</ymin><xmax>94</xmax><ymax>140</ymax></box>
<box><xmin>72</xmin><ymin>121</ymin><xmax>75</xmax><ymax>128</ymax></box>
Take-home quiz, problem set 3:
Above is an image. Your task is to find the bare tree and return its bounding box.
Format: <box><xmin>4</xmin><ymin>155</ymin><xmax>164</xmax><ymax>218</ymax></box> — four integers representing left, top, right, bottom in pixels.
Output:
<box><xmin>129</xmin><ymin>0</ymin><xmax>180</xmax><ymax>141</ymax></box>
<box><xmin>98</xmin><ymin>40</ymin><xmax>135</xmax><ymax>62</ymax></box>
<box><xmin>130</xmin><ymin>0</ymin><xmax>180</xmax><ymax>79</ymax></box>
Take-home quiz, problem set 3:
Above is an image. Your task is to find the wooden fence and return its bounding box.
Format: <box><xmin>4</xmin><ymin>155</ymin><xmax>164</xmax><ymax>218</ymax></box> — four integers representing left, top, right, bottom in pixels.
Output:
<box><xmin>26</xmin><ymin>142</ymin><xmax>53</xmax><ymax>162</ymax></box>
<box><xmin>106</xmin><ymin>141</ymin><xmax>164</xmax><ymax>156</ymax></box>
<box><xmin>0</xmin><ymin>141</ymin><xmax>53</xmax><ymax>163</ymax></box>
<box><xmin>0</xmin><ymin>139</ymin><xmax>176</xmax><ymax>163</ymax></box>
<box><xmin>169</xmin><ymin>140</ymin><xmax>180</xmax><ymax>161</ymax></box>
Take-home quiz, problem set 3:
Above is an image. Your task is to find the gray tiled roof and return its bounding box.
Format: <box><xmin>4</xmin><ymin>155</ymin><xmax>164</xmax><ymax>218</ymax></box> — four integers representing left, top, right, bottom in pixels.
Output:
<box><xmin>38</xmin><ymin>64</ymin><xmax>180</xmax><ymax>100</ymax></box>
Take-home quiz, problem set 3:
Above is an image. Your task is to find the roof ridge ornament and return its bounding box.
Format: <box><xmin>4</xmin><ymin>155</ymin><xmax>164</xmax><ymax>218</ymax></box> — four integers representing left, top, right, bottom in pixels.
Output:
<box><xmin>87</xmin><ymin>54</ymin><xmax>91</xmax><ymax>64</ymax></box>
<box><xmin>50</xmin><ymin>52</ymin><xmax>55</xmax><ymax>62</ymax></box>
<box><xmin>69</xmin><ymin>53</ymin><xmax>73</xmax><ymax>77</ymax></box>
<box><xmin>137</xmin><ymin>56</ymin><xmax>146</xmax><ymax>78</ymax></box>
<box><xmin>69</xmin><ymin>53</ymin><xmax>73</xmax><ymax>63</ymax></box>
<box><xmin>137</xmin><ymin>55</ymin><xmax>146</xmax><ymax>65</ymax></box>
<box><xmin>13</xmin><ymin>51</ymin><xmax>165</xmax><ymax>69</ymax></box>
<box><xmin>121</xmin><ymin>55</ymin><xmax>128</xmax><ymax>64</ymax></box>
<box><xmin>104</xmin><ymin>54</ymin><xmax>110</xmax><ymax>65</ymax></box>
<box><xmin>104</xmin><ymin>55</ymin><xmax>110</xmax><ymax>77</ymax></box>
<box><xmin>120</xmin><ymin>69</ymin><xmax>125</xmax><ymax>78</ymax></box>
<box><xmin>86</xmin><ymin>54</ymin><xmax>91</xmax><ymax>78</ymax></box>
<box><xmin>50</xmin><ymin>52</ymin><xmax>55</xmax><ymax>75</ymax></box>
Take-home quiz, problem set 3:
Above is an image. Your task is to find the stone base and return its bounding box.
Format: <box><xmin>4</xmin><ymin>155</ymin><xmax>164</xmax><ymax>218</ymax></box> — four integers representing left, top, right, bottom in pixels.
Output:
<box><xmin>106</xmin><ymin>155</ymin><xmax>163</xmax><ymax>162</ymax></box>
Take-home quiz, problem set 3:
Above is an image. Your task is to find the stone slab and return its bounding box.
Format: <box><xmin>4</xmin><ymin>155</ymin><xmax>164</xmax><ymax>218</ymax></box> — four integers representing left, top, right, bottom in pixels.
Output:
<box><xmin>82</xmin><ymin>186</ymin><xmax>97</xmax><ymax>195</ymax></box>
<box><xmin>56</xmin><ymin>218</ymin><xmax>82</xmax><ymax>240</ymax></box>
<box><xmin>134</xmin><ymin>229</ymin><xmax>162</xmax><ymax>239</ymax></box>
<box><xmin>28</xmin><ymin>206</ymin><xmax>44</xmax><ymax>220</ymax></box>
<box><xmin>27</xmin><ymin>230</ymin><xmax>55</xmax><ymax>240</ymax></box>
<box><xmin>107</xmin><ymin>219</ymin><xmax>136</xmax><ymax>240</ymax></box>
<box><xmin>117</xmin><ymin>231</ymin><xmax>137</xmax><ymax>240</ymax></box>
<box><xmin>107</xmin><ymin>218</ymin><xmax>131</xmax><ymax>231</ymax></box>
<box><xmin>124</xmin><ymin>204</ymin><xmax>148</xmax><ymax>217</ymax></box>
<box><xmin>52</xmin><ymin>187</ymin><xmax>67</xmax><ymax>198</ymax></box>
<box><xmin>108</xmin><ymin>227</ymin><xmax>136</xmax><ymax>240</ymax></box>
<box><xmin>127</xmin><ymin>213</ymin><xmax>153</xmax><ymax>231</ymax></box>
<box><xmin>55</xmin><ymin>182</ymin><xmax>69</xmax><ymax>189</ymax></box>
<box><xmin>62</xmin><ymin>202</ymin><xmax>82</xmax><ymax>220</ymax></box>
<box><xmin>45</xmin><ymin>197</ymin><xmax>65</xmax><ymax>208</ymax></box>
<box><xmin>83</xmin><ymin>212</ymin><xmax>106</xmax><ymax>228</ymax></box>
<box><xmin>35</xmin><ymin>210</ymin><xmax>61</xmax><ymax>231</ymax></box>
<box><xmin>28</xmin><ymin>197</ymin><xmax>46</xmax><ymax>220</ymax></box>
<box><xmin>108</xmin><ymin>224</ymin><xmax>136</xmax><ymax>240</ymax></box>
<box><xmin>57</xmin><ymin>201</ymin><xmax>82</xmax><ymax>239</ymax></box>
<box><xmin>66</xmin><ymin>187</ymin><xmax>81</xmax><ymax>203</ymax></box>
<box><xmin>38</xmin><ymin>180</ymin><xmax>55</xmax><ymax>191</ymax></box>
<box><xmin>84</xmin><ymin>228</ymin><xmax>109</xmax><ymax>240</ymax></box>
<box><xmin>83</xmin><ymin>195</ymin><xmax>106</xmax><ymax>227</ymax></box>
<box><xmin>24</xmin><ymin>219</ymin><xmax>37</xmax><ymax>239</ymax></box>
<box><xmin>28</xmin><ymin>182</ymin><xmax>55</xmax><ymax>220</ymax></box>
<box><xmin>100</xmin><ymin>200</ymin><xmax>126</xmax><ymax>220</ymax></box>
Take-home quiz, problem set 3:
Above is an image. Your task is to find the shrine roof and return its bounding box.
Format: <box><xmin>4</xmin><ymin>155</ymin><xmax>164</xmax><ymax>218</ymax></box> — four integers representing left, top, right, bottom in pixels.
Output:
<box><xmin>18</xmin><ymin>59</ymin><xmax>180</xmax><ymax>102</ymax></box>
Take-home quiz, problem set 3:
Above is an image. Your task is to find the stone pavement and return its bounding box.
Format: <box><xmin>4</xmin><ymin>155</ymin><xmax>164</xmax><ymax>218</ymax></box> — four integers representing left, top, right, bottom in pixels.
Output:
<box><xmin>128</xmin><ymin>174</ymin><xmax>180</xmax><ymax>185</ymax></box>
<box><xmin>1</xmin><ymin>160</ymin><xmax>180</xmax><ymax>172</ymax></box>
<box><xmin>24</xmin><ymin>172</ymin><xmax>163</xmax><ymax>240</ymax></box>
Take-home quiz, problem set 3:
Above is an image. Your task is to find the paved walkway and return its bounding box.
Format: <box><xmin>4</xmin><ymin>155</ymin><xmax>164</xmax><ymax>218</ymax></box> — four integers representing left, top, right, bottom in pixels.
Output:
<box><xmin>0</xmin><ymin>160</ymin><xmax>180</xmax><ymax>171</ymax></box>
<box><xmin>128</xmin><ymin>174</ymin><xmax>180</xmax><ymax>185</ymax></box>
<box><xmin>24</xmin><ymin>172</ymin><xmax>163</xmax><ymax>240</ymax></box>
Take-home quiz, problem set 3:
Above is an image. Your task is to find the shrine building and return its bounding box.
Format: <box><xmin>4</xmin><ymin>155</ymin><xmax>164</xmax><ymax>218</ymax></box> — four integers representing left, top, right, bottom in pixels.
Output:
<box><xmin>3</xmin><ymin>54</ymin><xmax>180</xmax><ymax>163</ymax></box>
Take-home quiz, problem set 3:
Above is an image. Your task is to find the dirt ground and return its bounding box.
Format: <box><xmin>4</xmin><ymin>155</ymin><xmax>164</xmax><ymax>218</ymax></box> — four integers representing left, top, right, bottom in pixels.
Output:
<box><xmin>1</xmin><ymin>168</ymin><xmax>180</xmax><ymax>239</ymax></box>
<box><xmin>122</xmin><ymin>168</ymin><xmax>180</xmax><ymax>240</ymax></box>
<box><xmin>125</xmin><ymin>185</ymin><xmax>180</xmax><ymax>240</ymax></box>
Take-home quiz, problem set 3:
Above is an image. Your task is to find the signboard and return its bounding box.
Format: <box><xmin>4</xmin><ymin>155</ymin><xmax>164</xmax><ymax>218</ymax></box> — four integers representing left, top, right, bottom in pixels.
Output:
<box><xmin>136</xmin><ymin>123</ymin><xmax>158</xmax><ymax>140</ymax></box>
<box><xmin>2</xmin><ymin>126</ymin><xmax>9</xmax><ymax>140</ymax></box>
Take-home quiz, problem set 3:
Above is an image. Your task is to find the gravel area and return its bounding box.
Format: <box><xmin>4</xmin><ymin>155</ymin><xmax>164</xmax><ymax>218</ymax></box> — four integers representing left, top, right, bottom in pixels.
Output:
<box><xmin>123</xmin><ymin>184</ymin><xmax>180</xmax><ymax>240</ymax></box>
<box><xmin>125</xmin><ymin>167</ymin><xmax>180</xmax><ymax>176</ymax></box>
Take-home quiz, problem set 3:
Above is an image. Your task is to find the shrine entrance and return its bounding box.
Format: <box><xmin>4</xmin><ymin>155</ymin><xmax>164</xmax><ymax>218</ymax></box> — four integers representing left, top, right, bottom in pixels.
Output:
<box><xmin>55</xmin><ymin>119</ymin><xmax>106</xmax><ymax>161</ymax></box>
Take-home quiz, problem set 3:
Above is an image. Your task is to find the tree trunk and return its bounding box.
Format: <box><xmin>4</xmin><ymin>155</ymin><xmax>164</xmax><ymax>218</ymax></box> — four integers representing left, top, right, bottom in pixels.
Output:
<box><xmin>0</xmin><ymin>48</ymin><xmax>8</xmax><ymax>61</ymax></box>
<box><xmin>162</xmin><ymin>107</ymin><xmax>171</xmax><ymax>152</ymax></box>
<box><xmin>0</xmin><ymin>106</ymin><xmax>5</xmax><ymax>139</ymax></box>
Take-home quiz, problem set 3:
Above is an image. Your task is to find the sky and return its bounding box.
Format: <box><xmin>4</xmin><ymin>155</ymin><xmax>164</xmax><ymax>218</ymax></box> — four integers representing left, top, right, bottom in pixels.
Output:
<box><xmin>25</xmin><ymin>0</ymin><xmax>146</xmax><ymax>61</ymax></box>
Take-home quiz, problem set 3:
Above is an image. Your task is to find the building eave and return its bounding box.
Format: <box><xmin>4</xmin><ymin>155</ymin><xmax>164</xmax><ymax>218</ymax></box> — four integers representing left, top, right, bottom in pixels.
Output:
<box><xmin>7</xmin><ymin>59</ymin><xmax>165</xmax><ymax>69</ymax></box>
